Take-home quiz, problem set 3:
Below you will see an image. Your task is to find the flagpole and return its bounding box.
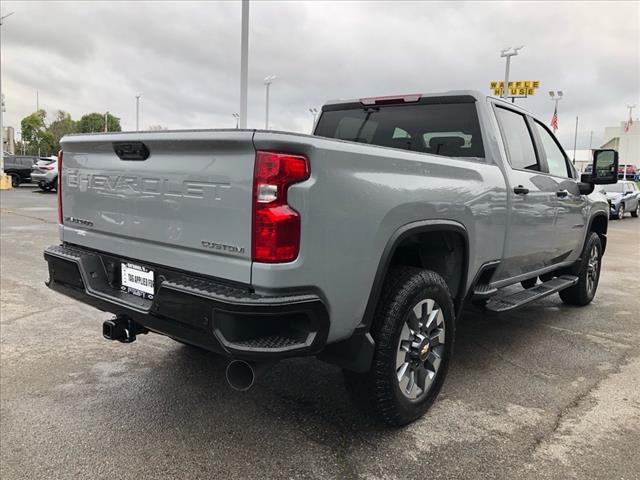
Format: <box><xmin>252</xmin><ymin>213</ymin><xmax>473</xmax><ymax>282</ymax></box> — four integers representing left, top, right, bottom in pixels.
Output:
<box><xmin>572</xmin><ymin>115</ymin><xmax>578</xmax><ymax>165</ymax></box>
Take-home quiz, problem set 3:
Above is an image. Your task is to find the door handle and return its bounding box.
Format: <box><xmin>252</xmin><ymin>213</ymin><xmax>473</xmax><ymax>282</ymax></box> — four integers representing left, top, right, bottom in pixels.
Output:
<box><xmin>556</xmin><ymin>189</ymin><xmax>569</xmax><ymax>198</ymax></box>
<box><xmin>513</xmin><ymin>185</ymin><xmax>529</xmax><ymax>195</ymax></box>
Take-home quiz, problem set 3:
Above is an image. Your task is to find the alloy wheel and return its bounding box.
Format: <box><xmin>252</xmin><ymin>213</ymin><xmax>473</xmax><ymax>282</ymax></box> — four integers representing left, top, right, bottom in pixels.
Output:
<box><xmin>618</xmin><ymin>205</ymin><xmax>625</xmax><ymax>219</ymax></box>
<box><xmin>586</xmin><ymin>243</ymin><xmax>600</xmax><ymax>296</ymax></box>
<box><xmin>396</xmin><ymin>298</ymin><xmax>445</xmax><ymax>400</ymax></box>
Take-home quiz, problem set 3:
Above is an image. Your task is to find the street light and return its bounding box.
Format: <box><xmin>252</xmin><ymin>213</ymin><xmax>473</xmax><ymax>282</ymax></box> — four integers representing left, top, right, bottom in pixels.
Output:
<box><xmin>0</xmin><ymin>11</ymin><xmax>15</xmax><ymax>189</ymax></box>
<box><xmin>548</xmin><ymin>90</ymin><xmax>563</xmax><ymax>133</ymax></box>
<box><xmin>135</xmin><ymin>94</ymin><xmax>142</xmax><ymax>131</ymax></box>
<box><xmin>264</xmin><ymin>75</ymin><xmax>276</xmax><ymax>130</ymax></box>
<box><xmin>232</xmin><ymin>113</ymin><xmax>240</xmax><ymax>129</ymax></box>
<box><xmin>309</xmin><ymin>108</ymin><xmax>318</xmax><ymax>132</ymax></box>
<box><xmin>500</xmin><ymin>46</ymin><xmax>523</xmax><ymax>101</ymax></box>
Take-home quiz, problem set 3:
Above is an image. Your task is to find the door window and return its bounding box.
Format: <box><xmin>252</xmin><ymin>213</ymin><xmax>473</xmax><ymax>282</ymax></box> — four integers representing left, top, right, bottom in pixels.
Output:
<box><xmin>494</xmin><ymin>107</ymin><xmax>539</xmax><ymax>171</ymax></box>
<box><xmin>534</xmin><ymin>121</ymin><xmax>570</xmax><ymax>178</ymax></box>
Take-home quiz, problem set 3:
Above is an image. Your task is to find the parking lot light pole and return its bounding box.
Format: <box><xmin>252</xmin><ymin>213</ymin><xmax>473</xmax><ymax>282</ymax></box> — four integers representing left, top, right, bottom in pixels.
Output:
<box><xmin>264</xmin><ymin>75</ymin><xmax>276</xmax><ymax>130</ymax></box>
<box><xmin>500</xmin><ymin>46</ymin><xmax>523</xmax><ymax>101</ymax></box>
<box><xmin>239</xmin><ymin>0</ymin><xmax>249</xmax><ymax>129</ymax></box>
<box><xmin>232</xmin><ymin>113</ymin><xmax>240</xmax><ymax>128</ymax></box>
<box><xmin>549</xmin><ymin>90</ymin><xmax>563</xmax><ymax>133</ymax></box>
<box><xmin>135</xmin><ymin>94</ymin><xmax>141</xmax><ymax>131</ymax></box>
<box><xmin>0</xmin><ymin>11</ymin><xmax>15</xmax><ymax>190</ymax></box>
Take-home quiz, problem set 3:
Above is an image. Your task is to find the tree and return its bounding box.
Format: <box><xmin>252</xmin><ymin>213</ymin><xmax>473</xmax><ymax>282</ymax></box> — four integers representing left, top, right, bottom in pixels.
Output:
<box><xmin>48</xmin><ymin>110</ymin><xmax>77</xmax><ymax>152</ymax></box>
<box><xmin>20</xmin><ymin>110</ymin><xmax>54</xmax><ymax>156</ymax></box>
<box><xmin>77</xmin><ymin>112</ymin><xmax>122</xmax><ymax>133</ymax></box>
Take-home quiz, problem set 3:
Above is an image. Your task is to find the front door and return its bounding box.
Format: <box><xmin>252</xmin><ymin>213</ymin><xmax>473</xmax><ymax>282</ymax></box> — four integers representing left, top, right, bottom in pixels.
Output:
<box><xmin>530</xmin><ymin>119</ymin><xmax>587</xmax><ymax>261</ymax></box>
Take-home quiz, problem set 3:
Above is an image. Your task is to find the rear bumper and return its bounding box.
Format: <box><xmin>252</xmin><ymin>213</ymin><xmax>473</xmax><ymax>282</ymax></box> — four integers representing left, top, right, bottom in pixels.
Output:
<box><xmin>31</xmin><ymin>171</ymin><xmax>56</xmax><ymax>184</ymax></box>
<box><xmin>44</xmin><ymin>243</ymin><xmax>329</xmax><ymax>361</ymax></box>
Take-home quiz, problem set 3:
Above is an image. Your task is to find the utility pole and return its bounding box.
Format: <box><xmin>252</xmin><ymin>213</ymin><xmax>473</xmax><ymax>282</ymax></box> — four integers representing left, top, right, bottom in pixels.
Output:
<box><xmin>264</xmin><ymin>75</ymin><xmax>276</xmax><ymax>130</ymax></box>
<box><xmin>500</xmin><ymin>46</ymin><xmax>523</xmax><ymax>101</ymax></box>
<box><xmin>572</xmin><ymin>115</ymin><xmax>579</xmax><ymax>165</ymax></box>
<box><xmin>239</xmin><ymin>0</ymin><xmax>249</xmax><ymax>129</ymax></box>
<box><xmin>135</xmin><ymin>94</ymin><xmax>141</xmax><ymax>131</ymax></box>
<box><xmin>36</xmin><ymin>91</ymin><xmax>39</xmax><ymax>111</ymax></box>
<box><xmin>548</xmin><ymin>90</ymin><xmax>563</xmax><ymax>133</ymax></box>
<box><xmin>309</xmin><ymin>108</ymin><xmax>318</xmax><ymax>132</ymax></box>
<box><xmin>589</xmin><ymin>130</ymin><xmax>593</xmax><ymax>149</ymax></box>
<box><xmin>0</xmin><ymin>11</ymin><xmax>15</xmax><ymax>189</ymax></box>
<box><xmin>104</xmin><ymin>112</ymin><xmax>109</xmax><ymax>133</ymax></box>
<box><xmin>232</xmin><ymin>113</ymin><xmax>240</xmax><ymax>129</ymax></box>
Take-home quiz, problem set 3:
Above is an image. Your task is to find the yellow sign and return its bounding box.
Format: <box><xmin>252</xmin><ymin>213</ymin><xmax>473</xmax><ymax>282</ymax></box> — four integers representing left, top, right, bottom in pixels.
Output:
<box><xmin>490</xmin><ymin>80</ymin><xmax>540</xmax><ymax>97</ymax></box>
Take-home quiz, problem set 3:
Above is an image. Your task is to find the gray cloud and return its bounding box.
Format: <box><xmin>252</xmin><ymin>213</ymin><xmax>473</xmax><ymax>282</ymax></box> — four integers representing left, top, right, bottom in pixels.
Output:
<box><xmin>1</xmin><ymin>0</ymin><xmax>638</xmax><ymax>149</ymax></box>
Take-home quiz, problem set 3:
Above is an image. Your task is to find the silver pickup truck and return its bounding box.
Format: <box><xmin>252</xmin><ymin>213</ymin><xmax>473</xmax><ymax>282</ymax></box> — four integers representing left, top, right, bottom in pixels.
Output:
<box><xmin>44</xmin><ymin>91</ymin><xmax>618</xmax><ymax>425</ymax></box>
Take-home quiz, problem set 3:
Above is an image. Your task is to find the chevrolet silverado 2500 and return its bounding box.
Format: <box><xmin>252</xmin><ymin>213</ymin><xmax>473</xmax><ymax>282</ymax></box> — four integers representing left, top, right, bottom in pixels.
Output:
<box><xmin>44</xmin><ymin>91</ymin><xmax>619</xmax><ymax>426</ymax></box>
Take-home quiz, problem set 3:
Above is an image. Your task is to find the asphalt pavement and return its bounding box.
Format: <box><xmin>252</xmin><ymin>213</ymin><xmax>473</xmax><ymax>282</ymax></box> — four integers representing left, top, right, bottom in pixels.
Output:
<box><xmin>1</xmin><ymin>185</ymin><xmax>639</xmax><ymax>480</ymax></box>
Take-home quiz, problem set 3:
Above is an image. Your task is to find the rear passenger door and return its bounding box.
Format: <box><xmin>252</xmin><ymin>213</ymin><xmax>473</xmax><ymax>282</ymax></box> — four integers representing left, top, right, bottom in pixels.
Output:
<box><xmin>493</xmin><ymin>106</ymin><xmax>561</xmax><ymax>280</ymax></box>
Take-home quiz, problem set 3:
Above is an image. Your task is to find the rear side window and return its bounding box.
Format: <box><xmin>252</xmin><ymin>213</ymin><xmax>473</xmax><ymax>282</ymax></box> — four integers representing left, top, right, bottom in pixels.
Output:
<box><xmin>315</xmin><ymin>102</ymin><xmax>484</xmax><ymax>158</ymax></box>
<box><xmin>494</xmin><ymin>107</ymin><xmax>539</xmax><ymax>171</ymax></box>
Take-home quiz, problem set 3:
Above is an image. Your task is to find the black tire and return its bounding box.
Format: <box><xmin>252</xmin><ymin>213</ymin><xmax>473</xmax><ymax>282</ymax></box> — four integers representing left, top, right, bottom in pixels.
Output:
<box><xmin>559</xmin><ymin>232</ymin><xmax>602</xmax><ymax>306</ymax></box>
<box><xmin>39</xmin><ymin>183</ymin><xmax>54</xmax><ymax>192</ymax></box>
<box><xmin>9</xmin><ymin>174</ymin><xmax>20</xmax><ymax>188</ymax></box>
<box><xmin>520</xmin><ymin>278</ymin><xmax>537</xmax><ymax>289</ymax></box>
<box><xmin>631</xmin><ymin>203</ymin><xmax>639</xmax><ymax>218</ymax></box>
<box><xmin>616</xmin><ymin>204</ymin><xmax>625</xmax><ymax>220</ymax></box>
<box><xmin>344</xmin><ymin>267</ymin><xmax>455</xmax><ymax>426</ymax></box>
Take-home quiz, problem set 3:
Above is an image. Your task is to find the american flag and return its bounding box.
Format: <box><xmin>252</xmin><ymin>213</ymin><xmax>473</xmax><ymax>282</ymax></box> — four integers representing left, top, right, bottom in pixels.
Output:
<box><xmin>550</xmin><ymin>105</ymin><xmax>558</xmax><ymax>132</ymax></box>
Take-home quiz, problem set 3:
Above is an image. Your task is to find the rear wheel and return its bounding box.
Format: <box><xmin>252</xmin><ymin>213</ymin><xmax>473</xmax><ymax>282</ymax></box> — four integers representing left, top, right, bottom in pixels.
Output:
<box><xmin>344</xmin><ymin>267</ymin><xmax>454</xmax><ymax>426</ymax></box>
<box><xmin>631</xmin><ymin>203</ymin><xmax>639</xmax><ymax>218</ymax></box>
<box><xmin>559</xmin><ymin>232</ymin><xmax>602</xmax><ymax>306</ymax></box>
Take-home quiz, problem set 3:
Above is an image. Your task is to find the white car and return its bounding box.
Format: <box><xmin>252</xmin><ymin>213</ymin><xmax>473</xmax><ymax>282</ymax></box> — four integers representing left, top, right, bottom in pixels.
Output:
<box><xmin>30</xmin><ymin>158</ymin><xmax>58</xmax><ymax>191</ymax></box>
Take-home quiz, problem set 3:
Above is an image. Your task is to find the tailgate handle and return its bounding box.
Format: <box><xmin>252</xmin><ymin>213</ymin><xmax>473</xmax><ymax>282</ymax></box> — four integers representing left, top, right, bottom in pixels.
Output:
<box><xmin>113</xmin><ymin>142</ymin><xmax>150</xmax><ymax>161</ymax></box>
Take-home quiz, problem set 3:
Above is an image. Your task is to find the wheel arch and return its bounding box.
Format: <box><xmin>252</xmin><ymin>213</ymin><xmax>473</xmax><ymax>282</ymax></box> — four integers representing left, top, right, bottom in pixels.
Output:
<box><xmin>588</xmin><ymin>212</ymin><xmax>608</xmax><ymax>253</ymax></box>
<box><xmin>361</xmin><ymin>220</ymin><xmax>469</xmax><ymax>331</ymax></box>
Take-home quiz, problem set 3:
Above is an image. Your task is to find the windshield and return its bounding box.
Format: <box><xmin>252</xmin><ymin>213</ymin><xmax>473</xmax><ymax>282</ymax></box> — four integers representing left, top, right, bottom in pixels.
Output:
<box><xmin>314</xmin><ymin>101</ymin><xmax>485</xmax><ymax>158</ymax></box>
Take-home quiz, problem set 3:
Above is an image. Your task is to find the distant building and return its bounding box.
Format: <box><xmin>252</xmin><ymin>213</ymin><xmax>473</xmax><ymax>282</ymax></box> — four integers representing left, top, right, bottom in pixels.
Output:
<box><xmin>601</xmin><ymin>120</ymin><xmax>639</xmax><ymax>174</ymax></box>
<box><xmin>2</xmin><ymin>126</ymin><xmax>15</xmax><ymax>154</ymax></box>
<box><xmin>570</xmin><ymin>149</ymin><xmax>593</xmax><ymax>173</ymax></box>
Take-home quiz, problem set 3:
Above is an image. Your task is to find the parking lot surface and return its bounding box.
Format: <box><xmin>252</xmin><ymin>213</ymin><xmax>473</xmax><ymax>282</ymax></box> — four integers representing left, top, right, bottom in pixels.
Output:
<box><xmin>1</xmin><ymin>186</ymin><xmax>639</xmax><ymax>480</ymax></box>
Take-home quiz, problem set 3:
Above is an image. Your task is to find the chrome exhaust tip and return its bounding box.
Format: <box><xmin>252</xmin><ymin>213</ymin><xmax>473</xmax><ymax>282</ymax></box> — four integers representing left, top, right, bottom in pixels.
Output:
<box><xmin>225</xmin><ymin>360</ymin><xmax>256</xmax><ymax>391</ymax></box>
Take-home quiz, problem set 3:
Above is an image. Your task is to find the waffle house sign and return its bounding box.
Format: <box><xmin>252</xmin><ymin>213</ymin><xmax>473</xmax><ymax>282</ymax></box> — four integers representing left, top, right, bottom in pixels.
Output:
<box><xmin>490</xmin><ymin>80</ymin><xmax>540</xmax><ymax>97</ymax></box>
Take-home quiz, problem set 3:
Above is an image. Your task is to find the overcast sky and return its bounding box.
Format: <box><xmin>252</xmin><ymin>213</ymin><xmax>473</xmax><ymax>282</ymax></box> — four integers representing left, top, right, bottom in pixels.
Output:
<box><xmin>1</xmin><ymin>1</ymin><xmax>638</xmax><ymax>149</ymax></box>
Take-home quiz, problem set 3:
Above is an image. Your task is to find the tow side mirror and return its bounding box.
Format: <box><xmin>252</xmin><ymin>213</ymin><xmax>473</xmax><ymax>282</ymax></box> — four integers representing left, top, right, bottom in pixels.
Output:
<box><xmin>585</xmin><ymin>149</ymin><xmax>618</xmax><ymax>185</ymax></box>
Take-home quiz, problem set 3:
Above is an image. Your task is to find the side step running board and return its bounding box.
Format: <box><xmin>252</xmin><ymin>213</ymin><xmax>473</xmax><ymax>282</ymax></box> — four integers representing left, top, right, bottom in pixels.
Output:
<box><xmin>485</xmin><ymin>275</ymin><xmax>579</xmax><ymax>313</ymax></box>
<box><xmin>472</xmin><ymin>283</ymin><xmax>498</xmax><ymax>301</ymax></box>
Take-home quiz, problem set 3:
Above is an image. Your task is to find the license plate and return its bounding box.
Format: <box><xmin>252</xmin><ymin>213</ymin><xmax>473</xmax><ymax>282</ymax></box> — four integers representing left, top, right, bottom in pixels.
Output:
<box><xmin>121</xmin><ymin>262</ymin><xmax>155</xmax><ymax>300</ymax></box>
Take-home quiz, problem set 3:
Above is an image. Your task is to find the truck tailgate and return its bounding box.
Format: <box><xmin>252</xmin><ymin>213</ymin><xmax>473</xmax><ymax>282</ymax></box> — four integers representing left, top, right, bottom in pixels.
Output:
<box><xmin>59</xmin><ymin>130</ymin><xmax>255</xmax><ymax>284</ymax></box>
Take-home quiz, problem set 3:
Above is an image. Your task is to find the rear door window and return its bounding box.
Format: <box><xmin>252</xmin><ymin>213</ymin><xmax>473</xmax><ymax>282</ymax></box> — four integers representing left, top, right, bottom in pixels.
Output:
<box><xmin>494</xmin><ymin>107</ymin><xmax>539</xmax><ymax>171</ymax></box>
<box><xmin>315</xmin><ymin>101</ymin><xmax>484</xmax><ymax>158</ymax></box>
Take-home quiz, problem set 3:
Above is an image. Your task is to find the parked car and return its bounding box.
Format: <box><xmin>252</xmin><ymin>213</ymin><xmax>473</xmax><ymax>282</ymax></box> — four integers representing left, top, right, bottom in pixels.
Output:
<box><xmin>618</xmin><ymin>164</ymin><xmax>638</xmax><ymax>180</ymax></box>
<box><xmin>3</xmin><ymin>154</ymin><xmax>40</xmax><ymax>187</ymax></box>
<box><xmin>30</xmin><ymin>158</ymin><xmax>58</xmax><ymax>191</ymax></box>
<box><xmin>44</xmin><ymin>91</ymin><xmax>618</xmax><ymax>426</ymax></box>
<box><xmin>601</xmin><ymin>180</ymin><xmax>640</xmax><ymax>219</ymax></box>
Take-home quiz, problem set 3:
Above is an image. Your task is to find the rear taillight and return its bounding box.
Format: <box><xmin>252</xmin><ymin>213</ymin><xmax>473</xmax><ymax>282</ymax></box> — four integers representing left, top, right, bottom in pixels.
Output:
<box><xmin>57</xmin><ymin>150</ymin><xmax>63</xmax><ymax>224</ymax></box>
<box><xmin>252</xmin><ymin>151</ymin><xmax>310</xmax><ymax>263</ymax></box>
<box><xmin>41</xmin><ymin>164</ymin><xmax>55</xmax><ymax>170</ymax></box>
